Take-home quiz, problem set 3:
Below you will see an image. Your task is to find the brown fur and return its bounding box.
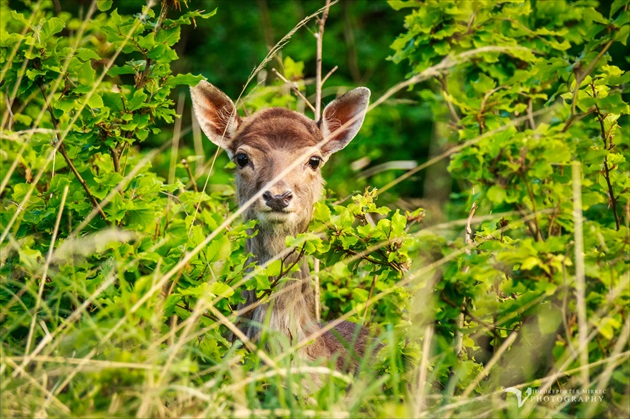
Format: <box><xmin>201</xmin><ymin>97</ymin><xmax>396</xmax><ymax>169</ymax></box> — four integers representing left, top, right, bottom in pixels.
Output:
<box><xmin>190</xmin><ymin>81</ymin><xmax>375</xmax><ymax>372</ymax></box>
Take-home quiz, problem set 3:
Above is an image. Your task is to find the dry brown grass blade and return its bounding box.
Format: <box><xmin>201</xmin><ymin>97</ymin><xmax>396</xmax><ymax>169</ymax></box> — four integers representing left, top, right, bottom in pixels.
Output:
<box><xmin>572</xmin><ymin>161</ymin><xmax>590</xmax><ymax>389</ymax></box>
<box><xmin>24</xmin><ymin>184</ymin><xmax>68</xmax><ymax>356</ymax></box>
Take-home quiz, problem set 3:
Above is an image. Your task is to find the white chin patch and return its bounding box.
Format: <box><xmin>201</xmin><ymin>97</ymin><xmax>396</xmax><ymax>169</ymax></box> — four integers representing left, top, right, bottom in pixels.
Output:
<box><xmin>258</xmin><ymin>211</ymin><xmax>297</xmax><ymax>226</ymax></box>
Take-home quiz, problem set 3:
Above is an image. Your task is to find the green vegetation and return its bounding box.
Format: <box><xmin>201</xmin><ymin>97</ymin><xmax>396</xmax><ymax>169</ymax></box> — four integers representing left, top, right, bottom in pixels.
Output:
<box><xmin>1</xmin><ymin>0</ymin><xmax>628</xmax><ymax>417</ymax></box>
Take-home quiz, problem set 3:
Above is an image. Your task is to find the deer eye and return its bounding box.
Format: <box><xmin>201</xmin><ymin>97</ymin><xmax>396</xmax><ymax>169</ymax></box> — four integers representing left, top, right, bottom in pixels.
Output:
<box><xmin>235</xmin><ymin>153</ymin><xmax>249</xmax><ymax>168</ymax></box>
<box><xmin>308</xmin><ymin>156</ymin><xmax>322</xmax><ymax>170</ymax></box>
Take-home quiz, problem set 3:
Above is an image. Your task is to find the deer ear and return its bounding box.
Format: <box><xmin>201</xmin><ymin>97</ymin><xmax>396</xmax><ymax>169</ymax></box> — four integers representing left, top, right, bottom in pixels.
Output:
<box><xmin>319</xmin><ymin>87</ymin><xmax>370</xmax><ymax>156</ymax></box>
<box><xmin>190</xmin><ymin>80</ymin><xmax>240</xmax><ymax>150</ymax></box>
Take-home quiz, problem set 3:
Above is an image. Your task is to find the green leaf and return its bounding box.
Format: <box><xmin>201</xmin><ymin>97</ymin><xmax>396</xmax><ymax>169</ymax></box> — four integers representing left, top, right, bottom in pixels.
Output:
<box><xmin>283</xmin><ymin>56</ymin><xmax>304</xmax><ymax>80</ymax></box>
<box><xmin>487</xmin><ymin>185</ymin><xmax>506</xmax><ymax>204</ymax></box>
<box><xmin>136</xmin><ymin>128</ymin><xmax>149</xmax><ymax>141</ymax></box>
<box><xmin>597</xmin><ymin>316</ymin><xmax>621</xmax><ymax>340</ymax></box>
<box><xmin>166</xmin><ymin>73</ymin><xmax>205</xmax><ymax>87</ymax></box>
<box><xmin>520</xmin><ymin>256</ymin><xmax>539</xmax><ymax>271</ymax></box>
<box><xmin>87</xmin><ymin>93</ymin><xmax>104</xmax><ymax>109</ymax></box>
<box><xmin>391</xmin><ymin>210</ymin><xmax>406</xmax><ymax>237</ymax></box>
<box><xmin>125</xmin><ymin>204</ymin><xmax>156</xmax><ymax>230</ymax></box>
<box><xmin>208</xmin><ymin>282</ymin><xmax>234</xmax><ymax>299</ymax></box>
<box><xmin>163</xmin><ymin>294</ymin><xmax>182</xmax><ymax>317</ymax></box>
<box><xmin>206</xmin><ymin>235</ymin><xmax>231</xmax><ymax>262</ymax></box>
<box><xmin>102</xmin><ymin>92</ymin><xmax>125</xmax><ymax>111</ymax></box>
<box><xmin>156</xmin><ymin>26</ymin><xmax>181</xmax><ymax>46</ymax></box>
<box><xmin>388</xmin><ymin>0</ymin><xmax>420</xmax><ymax>11</ymax></box>
<box><xmin>10</xmin><ymin>10</ymin><xmax>29</xmax><ymax>26</ymax></box>
<box><xmin>41</xmin><ymin>17</ymin><xmax>65</xmax><ymax>40</ymax></box>
<box><xmin>18</xmin><ymin>244</ymin><xmax>43</xmax><ymax>274</ymax></box>
<box><xmin>97</xmin><ymin>0</ymin><xmax>113</xmax><ymax>12</ymax></box>
<box><xmin>352</xmin><ymin>288</ymin><xmax>369</xmax><ymax>303</ymax></box>
<box><xmin>614</xmin><ymin>24</ymin><xmax>629</xmax><ymax>46</ymax></box>
<box><xmin>108</xmin><ymin>65</ymin><xmax>136</xmax><ymax>76</ymax></box>
<box><xmin>128</xmin><ymin>90</ymin><xmax>148</xmax><ymax>111</ymax></box>
<box><xmin>75</xmin><ymin>48</ymin><xmax>101</xmax><ymax>62</ymax></box>
<box><xmin>472</xmin><ymin>74</ymin><xmax>496</xmax><ymax>95</ymax></box>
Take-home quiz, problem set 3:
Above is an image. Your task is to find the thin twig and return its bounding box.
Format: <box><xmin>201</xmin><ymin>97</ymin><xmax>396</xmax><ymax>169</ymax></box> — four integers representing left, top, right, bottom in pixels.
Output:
<box><xmin>591</xmin><ymin>83</ymin><xmax>620</xmax><ymax>230</ymax></box>
<box><xmin>455</xmin><ymin>200</ymin><xmax>478</xmax><ymax>357</ymax></box>
<box><xmin>465</xmin><ymin>201</ymin><xmax>478</xmax><ymax>253</ymax></box>
<box><xmin>525</xmin><ymin>177</ymin><xmax>543</xmax><ymax>241</ymax></box>
<box><xmin>526</xmin><ymin>97</ymin><xmax>536</xmax><ymax>130</ymax></box>
<box><xmin>271</xmin><ymin>68</ymin><xmax>316</xmax><ymax>113</ymax></box>
<box><xmin>438</xmin><ymin>75</ymin><xmax>461</xmax><ymax>125</ymax></box>
<box><xmin>362</xmin><ymin>273</ymin><xmax>377</xmax><ymax>323</ymax></box>
<box><xmin>314</xmin><ymin>0</ymin><xmax>331</xmax><ymax>121</ymax></box>
<box><xmin>182</xmin><ymin>159</ymin><xmax>198</xmax><ymax>193</ymax></box>
<box><xmin>263</xmin><ymin>244</ymin><xmax>307</xmax><ymax>295</ymax></box>
<box><xmin>478</xmin><ymin>85</ymin><xmax>507</xmax><ymax>133</ymax></box>
<box><xmin>110</xmin><ymin>146</ymin><xmax>121</xmax><ymax>173</ymax></box>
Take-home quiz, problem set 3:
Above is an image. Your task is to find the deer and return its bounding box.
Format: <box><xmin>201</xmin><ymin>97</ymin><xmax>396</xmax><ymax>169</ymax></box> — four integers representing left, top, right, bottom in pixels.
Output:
<box><xmin>190</xmin><ymin>80</ymin><xmax>377</xmax><ymax>372</ymax></box>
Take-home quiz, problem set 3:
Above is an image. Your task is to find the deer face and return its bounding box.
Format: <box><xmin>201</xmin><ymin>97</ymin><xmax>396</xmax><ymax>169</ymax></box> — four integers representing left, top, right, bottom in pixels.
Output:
<box><xmin>190</xmin><ymin>81</ymin><xmax>370</xmax><ymax>232</ymax></box>
<box><xmin>227</xmin><ymin>108</ymin><xmax>326</xmax><ymax>231</ymax></box>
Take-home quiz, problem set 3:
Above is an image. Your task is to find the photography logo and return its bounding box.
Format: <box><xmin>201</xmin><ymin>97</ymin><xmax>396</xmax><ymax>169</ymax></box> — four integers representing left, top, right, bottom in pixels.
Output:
<box><xmin>504</xmin><ymin>387</ymin><xmax>606</xmax><ymax>408</ymax></box>
<box><xmin>504</xmin><ymin>387</ymin><xmax>532</xmax><ymax>407</ymax></box>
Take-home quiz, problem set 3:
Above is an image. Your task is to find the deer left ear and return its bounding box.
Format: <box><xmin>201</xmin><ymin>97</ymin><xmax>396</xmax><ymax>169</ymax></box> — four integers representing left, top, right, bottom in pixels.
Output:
<box><xmin>190</xmin><ymin>80</ymin><xmax>240</xmax><ymax>151</ymax></box>
<box><xmin>319</xmin><ymin>87</ymin><xmax>370</xmax><ymax>156</ymax></box>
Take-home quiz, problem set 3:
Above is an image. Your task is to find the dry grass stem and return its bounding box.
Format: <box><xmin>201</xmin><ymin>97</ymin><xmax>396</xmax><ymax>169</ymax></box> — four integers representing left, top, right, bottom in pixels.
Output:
<box><xmin>572</xmin><ymin>161</ymin><xmax>589</xmax><ymax>389</ymax></box>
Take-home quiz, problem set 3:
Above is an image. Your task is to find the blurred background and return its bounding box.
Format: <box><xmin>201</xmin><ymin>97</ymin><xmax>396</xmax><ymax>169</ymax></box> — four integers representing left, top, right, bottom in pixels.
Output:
<box><xmin>174</xmin><ymin>0</ymin><xmax>446</xmax><ymax>223</ymax></box>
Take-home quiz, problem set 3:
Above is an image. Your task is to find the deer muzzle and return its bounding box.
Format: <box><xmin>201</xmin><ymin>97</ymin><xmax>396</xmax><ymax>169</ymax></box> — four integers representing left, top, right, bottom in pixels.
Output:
<box><xmin>262</xmin><ymin>190</ymin><xmax>293</xmax><ymax>211</ymax></box>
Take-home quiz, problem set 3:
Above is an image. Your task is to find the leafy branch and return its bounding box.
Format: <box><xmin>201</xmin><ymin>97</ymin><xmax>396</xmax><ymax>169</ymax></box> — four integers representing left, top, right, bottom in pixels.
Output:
<box><xmin>591</xmin><ymin>82</ymin><xmax>621</xmax><ymax>231</ymax></box>
<box><xmin>37</xmin><ymin>81</ymin><xmax>108</xmax><ymax>221</ymax></box>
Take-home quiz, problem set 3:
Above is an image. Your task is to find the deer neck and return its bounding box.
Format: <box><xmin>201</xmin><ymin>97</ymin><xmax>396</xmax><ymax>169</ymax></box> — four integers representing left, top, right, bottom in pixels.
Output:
<box><xmin>247</xmin><ymin>219</ymin><xmax>309</xmax><ymax>265</ymax></box>
<box><xmin>245</xmin><ymin>219</ymin><xmax>320</xmax><ymax>342</ymax></box>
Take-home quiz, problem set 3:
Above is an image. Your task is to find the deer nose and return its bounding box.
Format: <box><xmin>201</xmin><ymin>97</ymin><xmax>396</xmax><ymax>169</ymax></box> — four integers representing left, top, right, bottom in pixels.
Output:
<box><xmin>262</xmin><ymin>190</ymin><xmax>293</xmax><ymax>211</ymax></box>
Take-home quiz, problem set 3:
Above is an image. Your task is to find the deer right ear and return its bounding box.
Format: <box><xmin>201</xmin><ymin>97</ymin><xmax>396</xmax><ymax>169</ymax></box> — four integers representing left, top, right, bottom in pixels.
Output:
<box><xmin>319</xmin><ymin>87</ymin><xmax>370</xmax><ymax>156</ymax></box>
<box><xmin>190</xmin><ymin>80</ymin><xmax>240</xmax><ymax>150</ymax></box>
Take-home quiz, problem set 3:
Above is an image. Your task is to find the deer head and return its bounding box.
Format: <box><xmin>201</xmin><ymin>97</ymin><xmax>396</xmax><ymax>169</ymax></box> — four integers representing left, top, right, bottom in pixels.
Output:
<box><xmin>190</xmin><ymin>81</ymin><xmax>370</xmax><ymax>240</ymax></box>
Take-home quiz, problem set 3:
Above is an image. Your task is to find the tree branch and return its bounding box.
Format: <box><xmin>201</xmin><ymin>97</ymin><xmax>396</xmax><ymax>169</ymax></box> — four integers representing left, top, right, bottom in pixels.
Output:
<box><xmin>37</xmin><ymin>82</ymin><xmax>108</xmax><ymax>221</ymax></box>
<box><xmin>520</xmin><ymin>172</ymin><xmax>544</xmax><ymax>242</ymax></box>
<box><xmin>110</xmin><ymin>146</ymin><xmax>121</xmax><ymax>173</ymax></box>
<box><xmin>591</xmin><ymin>83</ymin><xmax>621</xmax><ymax>230</ymax></box>
<box><xmin>314</xmin><ymin>0</ymin><xmax>331</xmax><ymax>121</ymax></box>
<box><xmin>569</xmin><ymin>38</ymin><xmax>614</xmax><ymax>117</ymax></box>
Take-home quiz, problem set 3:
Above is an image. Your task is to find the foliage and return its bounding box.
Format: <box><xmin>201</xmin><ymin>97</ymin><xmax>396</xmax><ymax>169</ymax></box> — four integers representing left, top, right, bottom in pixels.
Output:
<box><xmin>1</xmin><ymin>0</ymin><xmax>628</xmax><ymax>417</ymax></box>
<box><xmin>389</xmin><ymin>0</ymin><xmax>629</xmax><ymax>416</ymax></box>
